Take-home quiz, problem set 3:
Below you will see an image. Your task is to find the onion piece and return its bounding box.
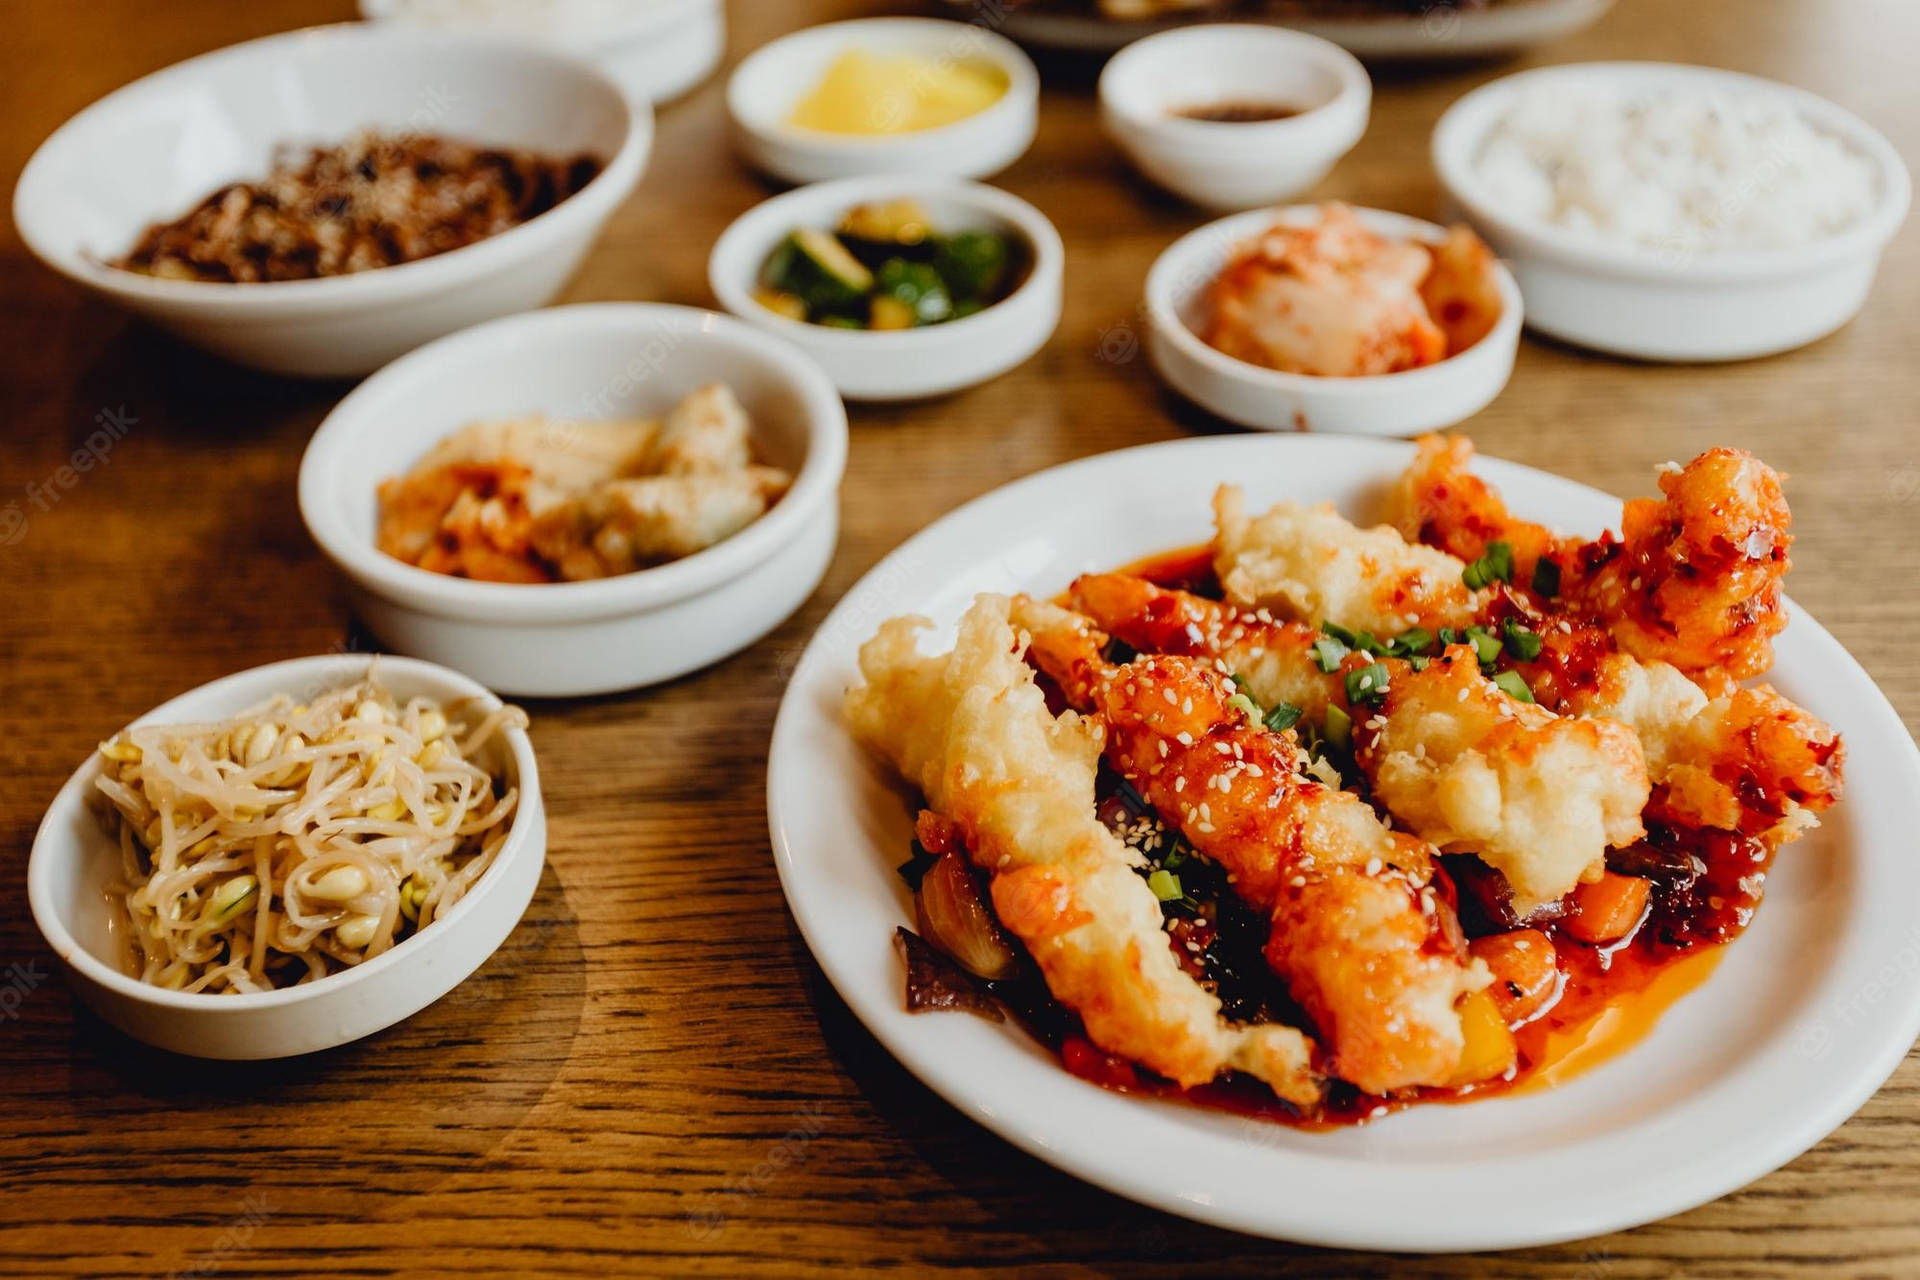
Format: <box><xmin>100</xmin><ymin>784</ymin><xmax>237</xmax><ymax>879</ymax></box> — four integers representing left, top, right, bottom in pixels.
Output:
<box><xmin>915</xmin><ymin>852</ymin><xmax>1019</xmax><ymax>981</ymax></box>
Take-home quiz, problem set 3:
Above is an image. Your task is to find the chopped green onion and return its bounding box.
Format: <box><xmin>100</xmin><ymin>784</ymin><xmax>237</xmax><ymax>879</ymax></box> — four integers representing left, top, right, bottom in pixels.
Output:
<box><xmin>1467</xmin><ymin>626</ymin><xmax>1504</xmax><ymax>667</ymax></box>
<box><xmin>1531</xmin><ymin>557</ymin><xmax>1562</xmax><ymax>598</ymax></box>
<box><xmin>1390</xmin><ymin>628</ymin><xmax>1434</xmax><ymax>658</ymax></box>
<box><xmin>1321</xmin><ymin>621</ymin><xmax>1360</xmax><ymax>647</ymax></box>
<box><xmin>1408</xmin><ymin>655</ymin><xmax>1430</xmax><ymax>672</ymax></box>
<box><xmin>1502</xmin><ymin>618</ymin><xmax>1544</xmax><ymax>661</ymax></box>
<box><xmin>1493</xmin><ymin>670</ymin><xmax>1536</xmax><ymax>703</ymax></box>
<box><xmin>1147</xmin><ymin>869</ymin><xmax>1184</xmax><ymax>902</ymax></box>
<box><xmin>1345</xmin><ymin>662</ymin><xmax>1391</xmax><ymax>707</ymax></box>
<box><xmin>1322</xmin><ymin>705</ymin><xmax>1353</xmax><ymax>749</ymax></box>
<box><xmin>1462</xmin><ymin>541</ymin><xmax>1516</xmax><ymax>590</ymax></box>
<box><xmin>1263</xmin><ymin>702</ymin><xmax>1304</xmax><ymax>733</ymax></box>
<box><xmin>1161</xmin><ymin>838</ymin><xmax>1189</xmax><ymax>871</ymax></box>
<box><xmin>1224</xmin><ymin>692</ymin><xmax>1261</xmax><ymax>723</ymax></box>
<box><xmin>1311</xmin><ymin>636</ymin><xmax>1349</xmax><ymax>673</ymax></box>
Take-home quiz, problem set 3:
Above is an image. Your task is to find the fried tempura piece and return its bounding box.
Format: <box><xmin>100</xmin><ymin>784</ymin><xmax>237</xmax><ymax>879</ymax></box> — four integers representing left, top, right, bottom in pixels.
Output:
<box><xmin>530</xmin><ymin>466</ymin><xmax>790</xmax><ymax>579</ymax></box>
<box><xmin>1068</xmin><ymin>572</ymin><xmax>1336</xmax><ymax>724</ymax></box>
<box><xmin>1516</xmin><ymin>615</ymin><xmax>1841</xmax><ymax>847</ymax></box>
<box><xmin>375</xmin><ymin>416</ymin><xmax>658</xmax><ymax>582</ymax></box>
<box><xmin>1356</xmin><ymin>646</ymin><xmax>1648</xmax><ymax>913</ymax></box>
<box><xmin>644</xmin><ymin>382</ymin><xmax>755</xmax><ymax>475</ymax></box>
<box><xmin>846</xmin><ymin>595</ymin><xmax>1322</xmax><ymax>1103</ymax></box>
<box><xmin>1213</xmin><ymin>487</ymin><xmax>1490</xmax><ymax>636</ymax></box>
<box><xmin>1068</xmin><ymin>574</ymin><xmax>1650</xmax><ymax>913</ymax></box>
<box><xmin>1014</xmin><ymin>598</ymin><xmax>1493</xmax><ymax>1095</ymax></box>
<box><xmin>1390</xmin><ymin>435</ymin><xmax>1793</xmax><ymax>691</ymax></box>
<box><xmin>1203</xmin><ymin>204</ymin><xmax>1447</xmax><ymax>378</ymax></box>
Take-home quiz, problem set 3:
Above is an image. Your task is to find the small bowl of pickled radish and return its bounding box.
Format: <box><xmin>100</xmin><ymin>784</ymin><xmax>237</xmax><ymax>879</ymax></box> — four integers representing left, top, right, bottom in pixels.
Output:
<box><xmin>26</xmin><ymin>654</ymin><xmax>545</xmax><ymax>1060</ymax></box>
<box><xmin>726</xmin><ymin>17</ymin><xmax>1039</xmax><ymax>184</ymax></box>
<box><xmin>709</xmin><ymin>175</ymin><xmax>1064</xmax><ymax>400</ymax></box>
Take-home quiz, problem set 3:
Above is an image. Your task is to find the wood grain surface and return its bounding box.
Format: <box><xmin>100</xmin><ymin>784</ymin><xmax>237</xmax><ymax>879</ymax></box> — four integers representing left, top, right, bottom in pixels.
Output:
<box><xmin>3</xmin><ymin>0</ymin><xmax>1918</xmax><ymax>1274</ymax></box>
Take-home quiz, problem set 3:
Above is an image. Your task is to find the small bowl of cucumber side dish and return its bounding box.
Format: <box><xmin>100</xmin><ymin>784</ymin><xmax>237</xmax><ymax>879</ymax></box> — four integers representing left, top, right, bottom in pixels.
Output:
<box><xmin>709</xmin><ymin>175</ymin><xmax>1064</xmax><ymax>401</ymax></box>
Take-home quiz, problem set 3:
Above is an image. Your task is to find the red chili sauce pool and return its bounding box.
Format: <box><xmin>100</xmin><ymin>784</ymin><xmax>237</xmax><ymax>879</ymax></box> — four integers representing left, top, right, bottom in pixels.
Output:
<box><xmin>993</xmin><ymin>544</ymin><xmax>1771</xmax><ymax>1129</ymax></box>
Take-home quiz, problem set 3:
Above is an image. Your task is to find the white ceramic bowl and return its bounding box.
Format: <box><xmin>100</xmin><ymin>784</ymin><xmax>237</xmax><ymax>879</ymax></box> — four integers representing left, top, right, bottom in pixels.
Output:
<box><xmin>1145</xmin><ymin>205</ymin><xmax>1523</xmax><ymax>435</ymax></box>
<box><xmin>1100</xmin><ymin>24</ymin><xmax>1370</xmax><ymax>212</ymax></box>
<box><xmin>726</xmin><ymin>18</ymin><xmax>1039</xmax><ymax>185</ymax></box>
<box><xmin>359</xmin><ymin>0</ymin><xmax>726</xmax><ymax>104</ymax></box>
<box><xmin>298</xmin><ymin>303</ymin><xmax>848</xmax><ymax>696</ymax></box>
<box><xmin>11</xmin><ymin>25</ymin><xmax>651</xmax><ymax>378</ymax></box>
<box><xmin>709</xmin><ymin>175</ymin><xmax>1064</xmax><ymax>402</ymax></box>
<box><xmin>27</xmin><ymin>654</ymin><xmax>545</xmax><ymax>1060</ymax></box>
<box><xmin>1432</xmin><ymin>62</ymin><xmax>1911</xmax><ymax>362</ymax></box>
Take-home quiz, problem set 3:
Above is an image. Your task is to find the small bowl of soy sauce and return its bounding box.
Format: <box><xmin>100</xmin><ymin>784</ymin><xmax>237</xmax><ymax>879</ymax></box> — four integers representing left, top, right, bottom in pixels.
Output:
<box><xmin>1100</xmin><ymin>24</ymin><xmax>1371</xmax><ymax>212</ymax></box>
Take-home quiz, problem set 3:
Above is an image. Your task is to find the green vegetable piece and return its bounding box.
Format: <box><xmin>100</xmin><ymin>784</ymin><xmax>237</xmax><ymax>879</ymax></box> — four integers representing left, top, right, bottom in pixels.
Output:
<box><xmin>767</xmin><ymin>228</ymin><xmax>873</xmax><ymax>314</ymax></box>
<box><xmin>934</xmin><ymin>230</ymin><xmax>1011</xmax><ymax>301</ymax></box>
<box><xmin>820</xmin><ymin>315</ymin><xmax>866</xmax><ymax>329</ymax></box>
<box><xmin>1502</xmin><ymin>618</ymin><xmax>1544</xmax><ymax>661</ymax></box>
<box><xmin>1323</xmin><ymin>705</ymin><xmax>1353</xmax><ymax>750</ymax></box>
<box><xmin>1147</xmin><ymin>869</ymin><xmax>1184</xmax><ymax>902</ymax></box>
<box><xmin>1493</xmin><ymin>669</ymin><xmax>1536</xmax><ymax>703</ymax></box>
<box><xmin>1390</xmin><ymin>627</ymin><xmax>1434</xmax><ymax>657</ymax></box>
<box><xmin>1263</xmin><ymin>702</ymin><xmax>1304</xmax><ymax>733</ymax></box>
<box><xmin>1311</xmin><ymin>636</ymin><xmax>1349</xmax><ymax>673</ymax></box>
<box><xmin>1462</xmin><ymin>541</ymin><xmax>1516</xmax><ymax>591</ymax></box>
<box><xmin>1224</xmin><ymin>692</ymin><xmax>1261</xmax><ymax>723</ymax></box>
<box><xmin>1467</xmin><ymin>626</ymin><xmax>1503</xmax><ymax>668</ymax></box>
<box><xmin>875</xmin><ymin>258</ymin><xmax>953</xmax><ymax>325</ymax></box>
<box><xmin>1531</xmin><ymin>557</ymin><xmax>1562</xmax><ymax>598</ymax></box>
<box><xmin>1345</xmin><ymin>662</ymin><xmax>1391</xmax><ymax>707</ymax></box>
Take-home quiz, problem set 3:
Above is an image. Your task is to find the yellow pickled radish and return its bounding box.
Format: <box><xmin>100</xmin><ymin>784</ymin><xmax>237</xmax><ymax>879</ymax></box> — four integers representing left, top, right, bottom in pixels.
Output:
<box><xmin>787</xmin><ymin>50</ymin><xmax>1007</xmax><ymax>136</ymax></box>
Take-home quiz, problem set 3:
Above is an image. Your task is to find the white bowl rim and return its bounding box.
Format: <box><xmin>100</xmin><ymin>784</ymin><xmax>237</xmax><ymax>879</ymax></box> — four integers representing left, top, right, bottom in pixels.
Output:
<box><xmin>1145</xmin><ymin>203</ymin><xmax>1524</xmax><ymax>396</ymax></box>
<box><xmin>26</xmin><ymin>653</ymin><xmax>541</xmax><ymax>1013</ymax></box>
<box><xmin>708</xmin><ymin>174</ymin><xmax>1066</xmax><ymax>353</ymax></box>
<box><xmin>10</xmin><ymin>22</ymin><xmax>652</xmax><ymax>310</ymax></box>
<box><xmin>1432</xmin><ymin>60</ymin><xmax>1913</xmax><ymax>284</ymax></box>
<box><xmin>298</xmin><ymin>302</ymin><xmax>850</xmax><ymax>624</ymax></box>
<box><xmin>359</xmin><ymin>0</ymin><xmax>718</xmax><ymax>46</ymax></box>
<box><xmin>724</xmin><ymin>15</ymin><xmax>1039</xmax><ymax>154</ymax></box>
<box><xmin>1098</xmin><ymin>22</ymin><xmax>1371</xmax><ymax>146</ymax></box>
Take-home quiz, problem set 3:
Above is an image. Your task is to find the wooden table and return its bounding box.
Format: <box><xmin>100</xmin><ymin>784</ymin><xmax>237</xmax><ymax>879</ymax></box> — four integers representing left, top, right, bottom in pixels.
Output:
<box><xmin>3</xmin><ymin>0</ymin><xmax>1917</xmax><ymax>1274</ymax></box>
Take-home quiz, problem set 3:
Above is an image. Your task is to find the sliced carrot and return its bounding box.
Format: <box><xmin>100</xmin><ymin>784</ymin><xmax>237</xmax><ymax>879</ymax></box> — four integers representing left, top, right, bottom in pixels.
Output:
<box><xmin>1469</xmin><ymin>928</ymin><xmax>1560</xmax><ymax>1025</ymax></box>
<box><xmin>1564</xmin><ymin>872</ymin><xmax>1652</xmax><ymax>945</ymax></box>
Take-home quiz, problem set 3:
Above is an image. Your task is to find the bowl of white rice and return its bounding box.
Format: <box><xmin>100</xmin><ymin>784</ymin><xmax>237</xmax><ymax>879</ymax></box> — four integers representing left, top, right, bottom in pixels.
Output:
<box><xmin>1432</xmin><ymin>61</ymin><xmax>1909</xmax><ymax>361</ymax></box>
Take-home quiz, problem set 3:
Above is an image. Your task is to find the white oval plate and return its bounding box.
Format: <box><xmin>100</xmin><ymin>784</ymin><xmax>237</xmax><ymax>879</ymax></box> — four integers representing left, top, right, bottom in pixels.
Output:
<box><xmin>767</xmin><ymin>434</ymin><xmax>1920</xmax><ymax>1250</ymax></box>
<box><xmin>946</xmin><ymin>0</ymin><xmax>1613</xmax><ymax>58</ymax></box>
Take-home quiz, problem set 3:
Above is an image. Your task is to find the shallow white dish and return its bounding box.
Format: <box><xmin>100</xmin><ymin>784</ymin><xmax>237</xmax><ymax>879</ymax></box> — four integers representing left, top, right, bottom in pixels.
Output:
<box><xmin>1145</xmin><ymin>205</ymin><xmax>1521</xmax><ymax>434</ymax></box>
<box><xmin>726</xmin><ymin>18</ymin><xmax>1039</xmax><ymax>185</ymax></box>
<box><xmin>709</xmin><ymin>175</ymin><xmax>1064</xmax><ymax>402</ymax></box>
<box><xmin>28</xmin><ymin>654</ymin><xmax>545</xmax><ymax>1060</ymax></box>
<box><xmin>767</xmin><ymin>433</ymin><xmax>1920</xmax><ymax>1249</ymax></box>
<box><xmin>359</xmin><ymin>0</ymin><xmax>726</xmax><ymax>104</ymax></box>
<box><xmin>11</xmin><ymin>24</ymin><xmax>650</xmax><ymax>378</ymax></box>
<box><xmin>1100</xmin><ymin>24</ymin><xmax>1370</xmax><ymax>211</ymax></box>
<box><xmin>1432</xmin><ymin>62</ymin><xmax>1911</xmax><ymax>361</ymax></box>
<box><xmin>943</xmin><ymin>0</ymin><xmax>1613</xmax><ymax>58</ymax></box>
<box><xmin>298</xmin><ymin>303</ymin><xmax>848</xmax><ymax>696</ymax></box>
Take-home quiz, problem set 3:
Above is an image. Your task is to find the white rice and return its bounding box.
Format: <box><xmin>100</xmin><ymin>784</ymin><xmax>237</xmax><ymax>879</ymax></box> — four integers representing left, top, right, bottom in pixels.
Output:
<box><xmin>1473</xmin><ymin>83</ymin><xmax>1881</xmax><ymax>256</ymax></box>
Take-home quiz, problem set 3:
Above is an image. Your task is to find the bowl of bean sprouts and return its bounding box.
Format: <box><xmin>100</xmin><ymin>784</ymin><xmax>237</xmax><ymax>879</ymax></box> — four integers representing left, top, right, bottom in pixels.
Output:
<box><xmin>27</xmin><ymin>654</ymin><xmax>544</xmax><ymax>1059</ymax></box>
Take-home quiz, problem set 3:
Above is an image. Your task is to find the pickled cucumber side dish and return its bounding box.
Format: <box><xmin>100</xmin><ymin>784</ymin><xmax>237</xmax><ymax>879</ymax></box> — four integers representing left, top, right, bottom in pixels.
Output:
<box><xmin>754</xmin><ymin>199</ymin><xmax>1027</xmax><ymax>331</ymax></box>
